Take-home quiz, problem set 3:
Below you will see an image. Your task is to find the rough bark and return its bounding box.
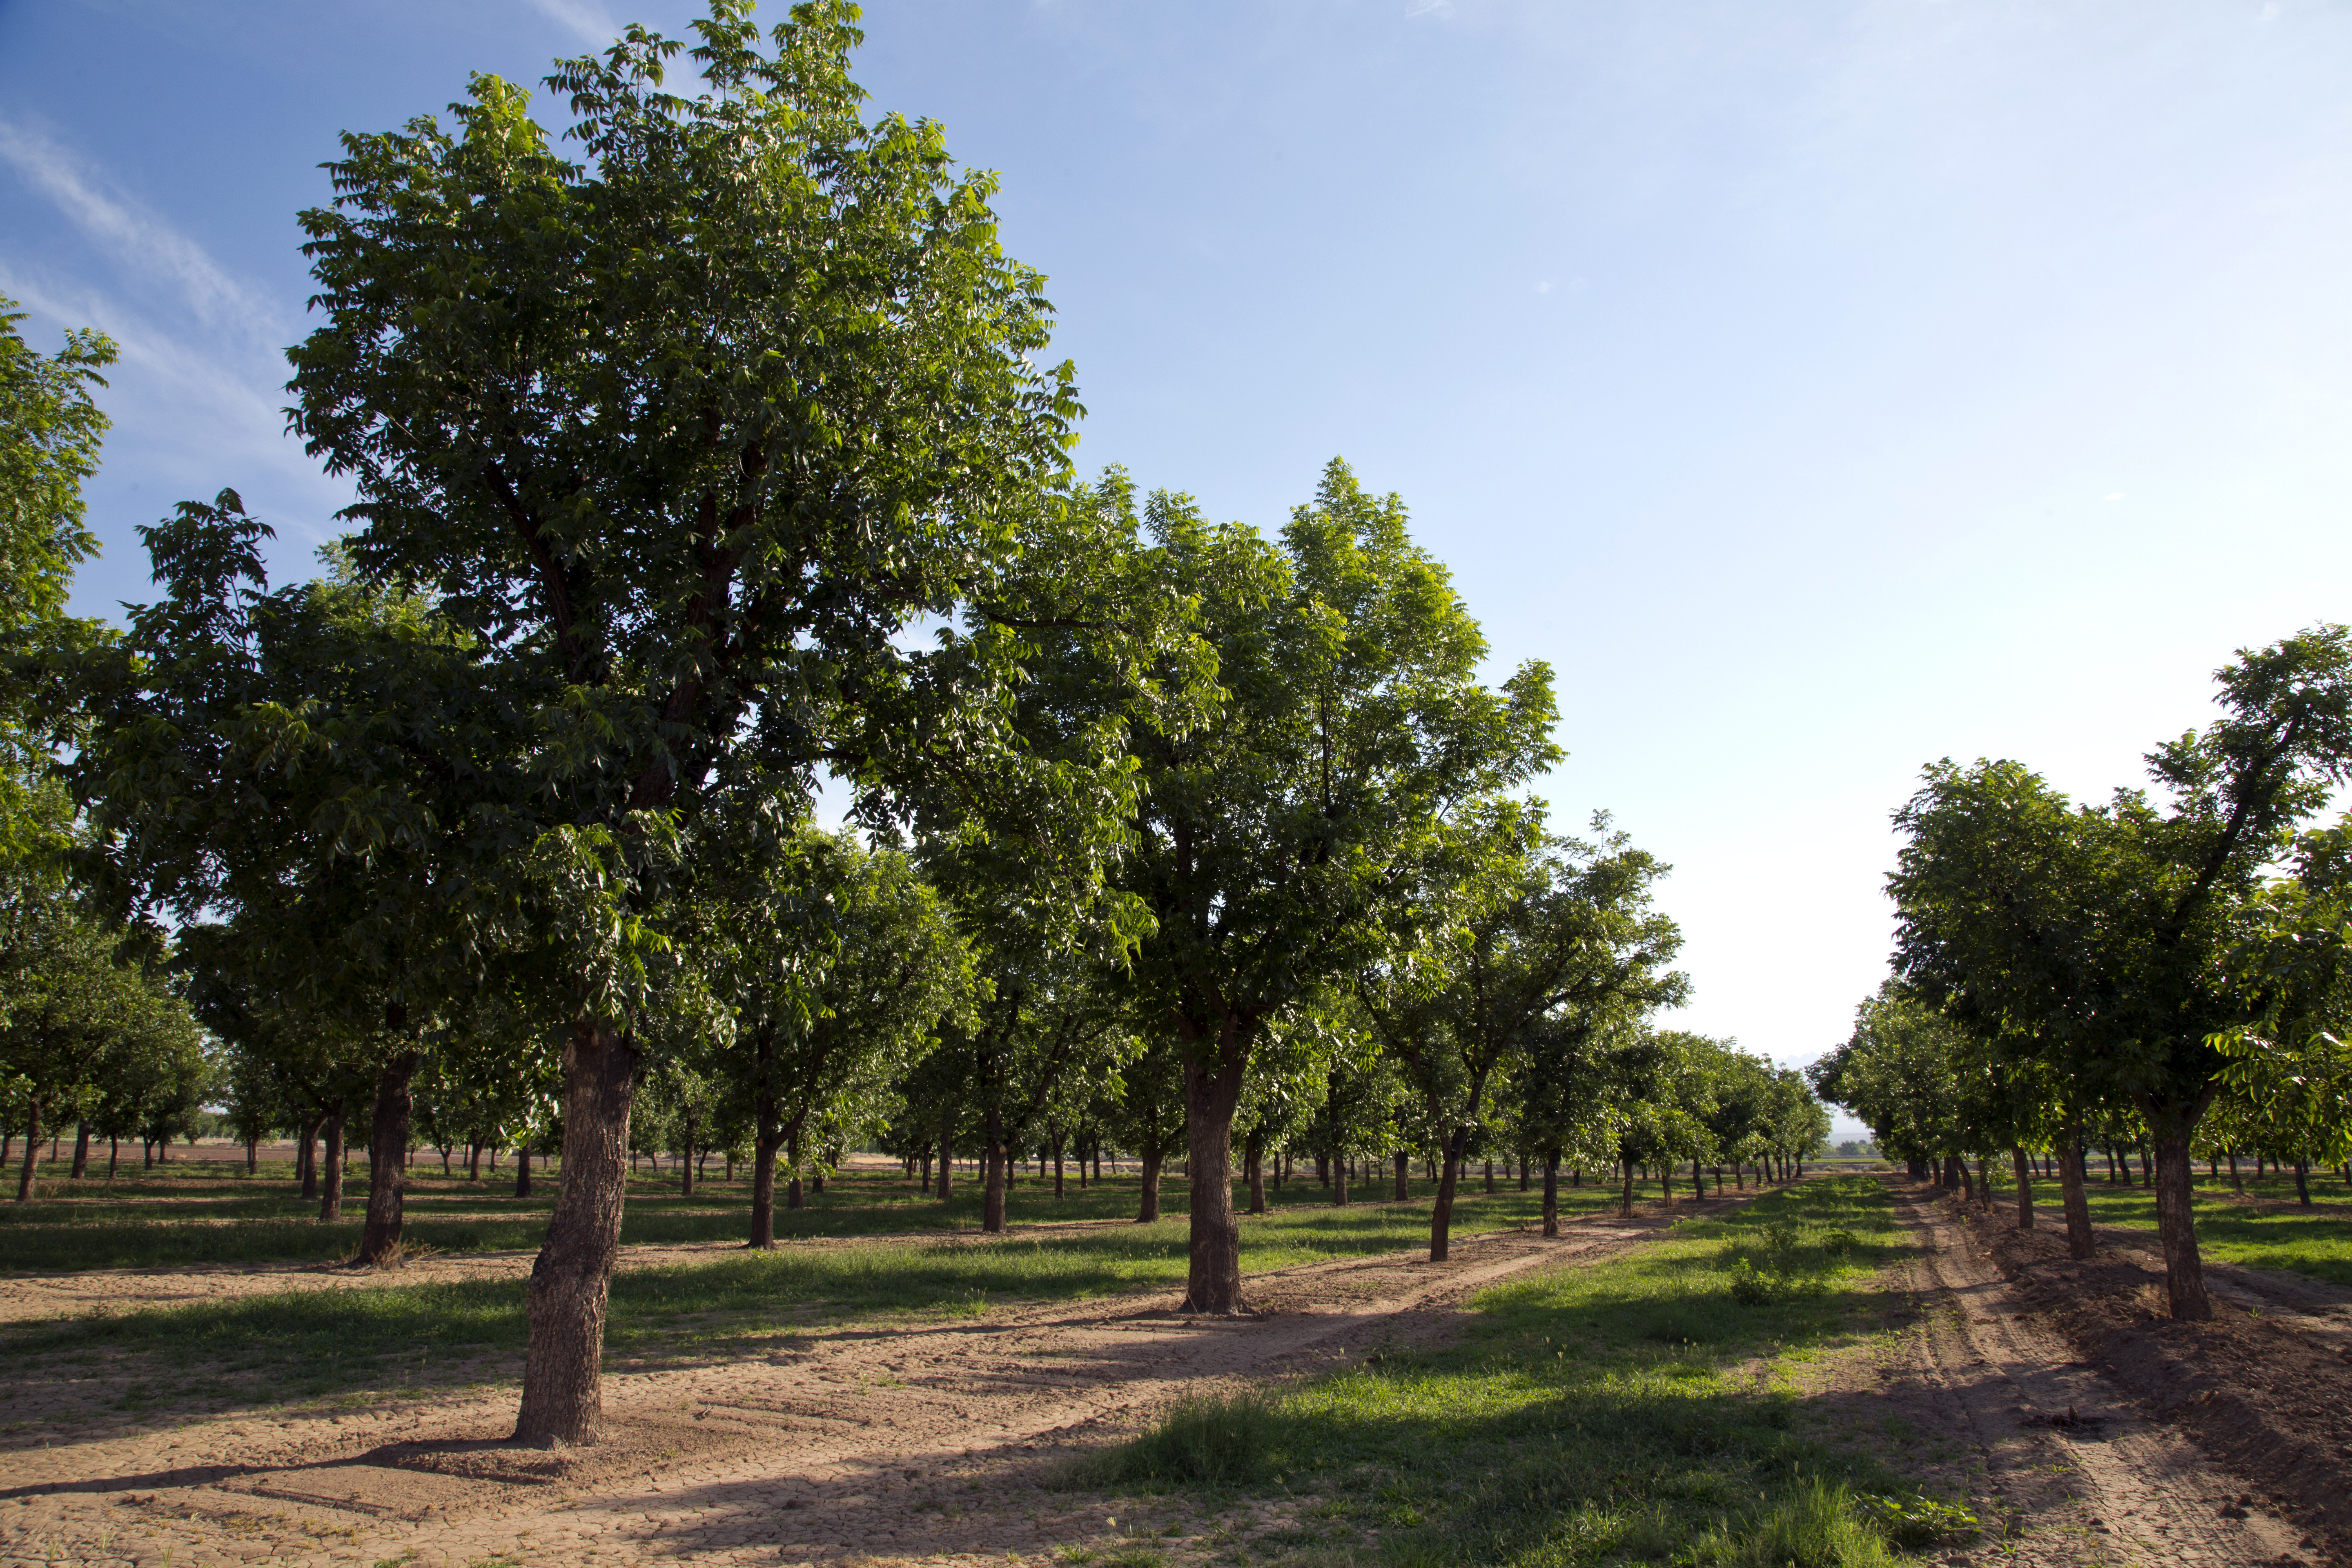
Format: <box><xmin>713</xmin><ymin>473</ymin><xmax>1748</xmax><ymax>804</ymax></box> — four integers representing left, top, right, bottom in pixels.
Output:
<box><xmin>70</xmin><ymin>1123</ymin><xmax>89</xmax><ymax>1179</ymax></box>
<box><xmin>1178</xmin><ymin>1045</ymin><xmax>1247</xmax><ymax>1312</ymax></box>
<box><xmin>319</xmin><ymin>1109</ymin><xmax>345</xmax><ymax>1221</ymax></box>
<box><xmin>296</xmin><ymin>1116</ymin><xmax>319</xmax><ymax>1197</ymax></box>
<box><xmin>1619</xmin><ymin>1156</ymin><xmax>1635</xmax><ymax>1217</ymax></box>
<box><xmin>14</xmin><ymin>1097</ymin><xmax>38</xmax><ymax>1202</ymax></box>
<box><xmin>514</xmin><ymin>1018</ymin><xmax>640</xmax><ymax>1446</ymax></box>
<box><xmin>1393</xmin><ymin>1151</ymin><xmax>1409</xmax><ymax>1201</ymax></box>
<box><xmin>1054</xmin><ymin>1131</ymin><xmax>1068</xmax><ymax>1202</ymax></box>
<box><xmin>1244</xmin><ymin>1133</ymin><xmax>1264</xmax><ymax>1215</ymax></box>
<box><xmin>1541</xmin><ymin>1151</ymin><xmax>1561</xmax><ymax>1238</ymax></box>
<box><xmin>514</xmin><ymin>1145</ymin><xmax>532</xmax><ymax>1198</ymax></box>
<box><xmin>982</xmin><ymin>1107</ymin><xmax>1007</xmax><ymax>1234</ymax></box>
<box><xmin>1138</xmin><ymin>1148</ymin><xmax>1163</xmax><ymax>1221</ymax></box>
<box><xmin>357</xmin><ymin>1050</ymin><xmax>420</xmax><ymax>1266</ymax></box>
<box><xmin>1430</xmin><ymin>1126</ymin><xmax>1468</xmax><ymax>1261</ymax></box>
<box><xmin>2058</xmin><ymin>1124</ymin><xmax>2095</xmax><ymax>1259</ymax></box>
<box><xmin>2011</xmin><ymin>1143</ymin><xmax>2035</xmax><ymax>1231</ymax></box>
<box><xmin>1330</xmin><ymin>1148</ymin><xmax>1349</xmax><ymax>1207</ymax></box>
<box><xmin>749</xmin><ymin>1128</ymin><xmax>782</xmax><ymax>1248</ymax></box>
<box><xmin>2151</xmin><ymin>1123</ymin><xmax>2213</xmax><ymax>1321</ymax></box>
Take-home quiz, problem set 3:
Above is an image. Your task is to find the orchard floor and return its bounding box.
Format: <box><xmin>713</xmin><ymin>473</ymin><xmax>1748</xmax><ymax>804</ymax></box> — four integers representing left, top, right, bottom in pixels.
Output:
<box><xmin>0</xmin><ymin>1176</ymin><xmax>2345</xmax><ymax>1567</ymax></box>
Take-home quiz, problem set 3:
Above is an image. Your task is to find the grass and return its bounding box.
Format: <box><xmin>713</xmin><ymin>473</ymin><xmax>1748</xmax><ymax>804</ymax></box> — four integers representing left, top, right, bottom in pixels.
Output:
<box><xmin>0</xmin><ymin>1167</ymin><xmax>1686</xmax><ymax>1409</ymax></box>
<box><xmin>0</xmin><ymin>1159</ymin><xmax>1664</xmax><ymax>1273</ymax></box>
<box><xmin>1963</xmin><ymin>1165</ymin><xmax>2352</xmax><ymax>1289</ymax></box>
<box><xmin>1072</xmin><ymin>1176</ymin><xmax>1973</xmax><ymax>1568</ymax></box>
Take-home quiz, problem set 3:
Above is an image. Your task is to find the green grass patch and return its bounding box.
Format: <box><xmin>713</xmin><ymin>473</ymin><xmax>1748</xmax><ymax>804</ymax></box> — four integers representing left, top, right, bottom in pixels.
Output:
<box><xmin>0</xmin><ymin>1163</ymin><xmax>1666</xmax><ymax>1273</ymax></box>
<box><xmin>1076</xmin><ymin>1177</ymin><xmax>1974</xmax><ymax>1567</ymax></box>
<box><xmin>1961</xmin><ymin>1167</ymin><xmax>2352</xmax><ymax>1290</ymax></box>
<box><xmin>0</xmin><ymin>1176</ymin><xmax>1662</xmax><ymax>1405</ymax></box>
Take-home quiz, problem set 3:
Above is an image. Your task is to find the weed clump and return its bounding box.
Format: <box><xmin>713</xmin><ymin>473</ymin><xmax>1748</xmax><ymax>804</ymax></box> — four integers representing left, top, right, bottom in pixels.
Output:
<box><xmin>1071</xmin><ymin>1394</ymin><xmax>1274</xmax><ymax>1490</ymax></box>
<box><xmin>1852</xmin><ymin>1489</ymin><xmax>1978</xmax><ymax>1548</ymax></box>
<box><xmin>1694</xmin><ymin>1479</ymin><xmax>1898</xmax><ymax>1567</ymax></box>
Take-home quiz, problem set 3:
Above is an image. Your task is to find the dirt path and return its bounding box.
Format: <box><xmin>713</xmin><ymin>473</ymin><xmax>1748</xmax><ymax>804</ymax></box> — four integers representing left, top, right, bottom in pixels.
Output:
<box><xmin>0</xmin><ymin>1208</ymin><xmax>1683</xmax><ymax>1567</ymax></box>
<box><xmin>1804</xmin><ymin>1183</ymin><xmax>2322</xmax><ymax>1567</ymax></box>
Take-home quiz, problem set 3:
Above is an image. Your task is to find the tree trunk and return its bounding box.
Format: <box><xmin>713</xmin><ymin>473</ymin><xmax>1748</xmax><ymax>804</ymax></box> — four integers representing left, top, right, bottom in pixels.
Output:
<box><xmin>982</xmin><ymin>1107</ymin><xmax>1007</xmax><ymax>1234</ymax></box>
<box><xmin>1245</xmin><ymin>1133</ymin><xmax>1264</xmax><ymax>1215</ymax></box>
<box><xmin>298</xmin><ymin>1116</ymin><xmax>319</xmax><ymax>1199</ymax></box>
<box><xmin>1483</xmin><ymin>1158</ymin><xmax>1495</xmax><ymax>1194</ymax></box>
<box><xmin>679</xmin><ymin>1113</ymin><xmax>696</xmax><ymax>1198</ymax></box>
<box><xmin>2011</xmin><ymin>1144</ymin><xmax>2035</xmax><ymax>1230</ymax></box>
<box><xmin>2056</xmin><ymin>1124</ymin><xmax>2095</xmax><ymax>1258</ymax></box>
<box><xmin>469</xmin><ymin>1141</ymin><xmax>483</xmax><ymax>1181</ymax></box>
<box><xmin>1178</xmin><ymin>1045</ymin><xmax>1246</xmax><ymax>1314</ymax></box>
<box><xmin>319</xmin><ymin>1109</ymin><xmax>345</xmax><ymax>1221</ymax></box>
<box><xmin>107</xmin><ymin>1137</ymin><xmax>118</xmax><ymax>1179</ymax></box>
<box><xmin>2294</xmin><ymin>1160</ymin><xmax>2312</xmax><ymax>1207</ymax></box>
<box><xmin>70</xmin><ymin>1123</ymin><xmax>89</xmax><ymax>1180</ymax></box>
<box><xmin>2229</xmin><ymin>1150</ymin><xmax>2242</xmax><ymax>1193</ymax></box>
<box><xmin>1691</xmin><ymin>1157</ymin><xmax>1704</xmax><ymax>1200</ymax></box>
<box><xmin>356</xmin><ymin>1050</ymin><xmax>420</xmax><ymax>1267</ymax></box>
<box><xmin>14</xmin><ymin>1097</ymin><xmax>38</xmax><ymax>1202</ymax></box>
<box><xmin>1393</xmin><ymin>1150</ymin><xmax>1409</xmax><ymax>1200</ymax></box>
<box><xmin>1138</xmin><ymin>1147</ymin><xmax>1163</xmax><ymax>1222</ymax></box>
<box><xmin>514</xmin><ymin>1018</ymin><xmax>639</xmax><ymax>1446</ymax></box>
<box><xmin>2149</xmin><ymin>1120</ymin><xmax>2212</xmax><ymax>1321</ymax></box>
<box><xmin>245</xmin><ymin>1136</ymin><xmax>256</xmax><ymax>1176</ymax></box>
<box><xmin>515</xmin><ymin>1145</ymin><xmax>532</xmax><ymax>1198</ymax></box>
<box><xmin>1055</xmin><ymin>1131</ymin><xmax>1068</xmax><ymax>1201</ymax></box>
<box><xmin>1430</xmin><ymin>1126</ymin><xmax>1469</xmax><ymax>1261</ymax></box>
<box><xmin>1541</xmin><ymin>1151</ymin><xmax>1561</xmax><ymax>1238</ymax></box>
<box><xmin>749</xmin><ymin>1128</ymin><xmax>782</xmax><ymax>1247</ymax></box>
<box><xmin>1330</xmin><ymin>1147</ymin><xmax>1349</xmax><ymax>1207</ymax></box>
<box><xmin>935</xmin><ymin>1123</ymin><xmax>952</xmax><ymax>1202</ymax></box>
<box><xmin>1977</xmin><ymin>1153</ymin><xmax>1993</xmax><ymax>1210</ymax></box>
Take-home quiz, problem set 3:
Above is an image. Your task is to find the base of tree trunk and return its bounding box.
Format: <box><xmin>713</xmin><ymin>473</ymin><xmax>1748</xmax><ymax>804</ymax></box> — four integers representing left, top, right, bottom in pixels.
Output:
<box><xmin>514</xmin><ymin>1019</ymin><xmax>640</xmax><ymax>1446</ymax></box>
<box><xmin>2151</xmin><ymin>1124</ymin><xmax>2213</xmax><ymax>1321</ymax></box>
<box><xmin>1176</xmin><ymin>1052</ymin><xmax>1245</xmax><ymax>1313</ymax></box>
<box><xmin>356</xmin><ymin>1052</ymin><xmax>419</xmax><ymax>1266</ymax></box>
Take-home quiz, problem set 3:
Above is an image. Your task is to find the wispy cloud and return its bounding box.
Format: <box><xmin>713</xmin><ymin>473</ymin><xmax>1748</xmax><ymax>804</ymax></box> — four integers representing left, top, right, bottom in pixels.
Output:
<box><xmin>1406</xmin><ymin>0</ymin><xmax>1456</xmax><ymax>17</ymax></box>
<box><xmin>0</xmin><ymin>119</ymin><xmax>281</xmax><ymax>342</ymax></box>
<box><xmin>521</xmin><ymin>0</ymin><xmax>620</xmax><ymax>49</ymax></box>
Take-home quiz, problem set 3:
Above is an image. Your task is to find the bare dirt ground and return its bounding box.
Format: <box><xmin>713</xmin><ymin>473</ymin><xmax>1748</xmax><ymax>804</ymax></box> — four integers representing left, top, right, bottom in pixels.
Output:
<box><xmin>1788</xmin><ymin>1180</ymin><xmax>2341</xmax><ymax>1568</ymax></box>
<box><xmin>0</xmin><ymin>1207</ymin><xmax>1667</xmax><ymax>1568</ymax></box>
<box><xmin>9</xmin><ymin>1180</ymin><xmax>2348</xmax><ymax>1567</ymax></box>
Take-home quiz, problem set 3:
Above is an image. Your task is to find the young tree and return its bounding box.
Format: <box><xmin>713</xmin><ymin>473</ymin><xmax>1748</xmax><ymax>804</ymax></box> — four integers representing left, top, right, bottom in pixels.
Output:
<box><xmin>713</xmin><ymin>826</ymin><xmax>971</xmax><ymax>1248</ymax></box>
<box><xmin>1366</xmin><ymin>812</ymin><xmax>1684</xmax><ymax>1259</ymax></box>
<box><xmin>1093</xmin><ymin>464</ymin><xmax>1557</xmax><ymax>1310</ymax></box>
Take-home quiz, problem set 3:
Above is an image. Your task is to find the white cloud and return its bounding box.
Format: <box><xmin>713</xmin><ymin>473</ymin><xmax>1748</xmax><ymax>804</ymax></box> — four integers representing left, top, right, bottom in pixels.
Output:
<box><xmin>1406</xmin><ymin>0</ymin><xmax>1455</xmax><ymax>18</ymax></box>
<box><xmin>521</xmin><ymin>0</ymin><xmax>620</xmax><ymax>48</ymax></box>
<box><xmin>0</xmin><ymin>120</ymin><xmax>281</xmax><ymax>343</ymax></box>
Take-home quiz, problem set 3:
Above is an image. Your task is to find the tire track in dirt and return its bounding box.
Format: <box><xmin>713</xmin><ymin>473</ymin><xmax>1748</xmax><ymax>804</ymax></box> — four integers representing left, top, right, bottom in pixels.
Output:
<box><xmin>1862</xmin><ymin>1184</ymin><xmax>2318</xmax><ymax>1567</ymax></box>
<box><xmin>0</xmin><ymin>1200</ymin><xmax>1715</xmax><ymax>1566</ymax></box>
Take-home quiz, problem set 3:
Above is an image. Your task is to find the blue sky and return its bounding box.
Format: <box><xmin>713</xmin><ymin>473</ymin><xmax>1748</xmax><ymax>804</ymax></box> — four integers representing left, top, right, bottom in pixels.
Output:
<box><xmin>6</xmin><ymin>0</ymin><xmax>2350</xmax><ymax>1129</ymax></box>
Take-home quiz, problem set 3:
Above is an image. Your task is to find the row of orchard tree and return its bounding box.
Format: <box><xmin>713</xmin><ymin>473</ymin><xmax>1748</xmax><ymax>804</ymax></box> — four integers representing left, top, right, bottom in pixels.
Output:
<box><xmin>1812</xmin><ymin>629</ymin><xmax>2352</xmax><ymax>1323</ymax></box>
<box><xmin>0</xmin><ymin>3</ymin><xmax>1831</xmax><ymax>1447</ymax></box>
